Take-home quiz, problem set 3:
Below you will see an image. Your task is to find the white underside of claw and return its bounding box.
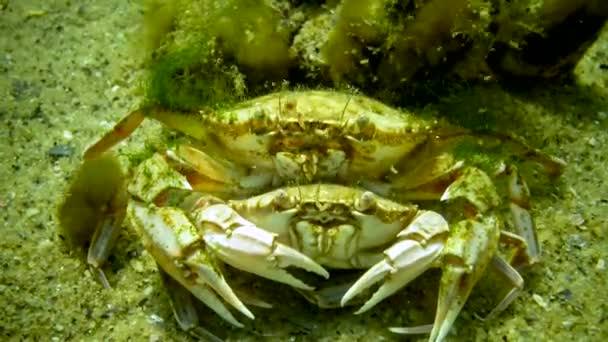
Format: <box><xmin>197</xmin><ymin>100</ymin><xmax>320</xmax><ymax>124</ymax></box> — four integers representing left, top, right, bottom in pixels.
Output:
<box><xmin>194</xmin><ymin>204</ymin><xmax>329</xmax><ymax>290</ymax></box>
<box><xmin>341</xmin><ymin>211</ymin><xmax>448</xmax><ymax>313</ymax></box>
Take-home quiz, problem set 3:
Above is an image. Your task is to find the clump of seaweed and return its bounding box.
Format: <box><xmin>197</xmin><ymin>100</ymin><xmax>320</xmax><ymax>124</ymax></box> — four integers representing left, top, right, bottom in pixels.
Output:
<box><xmin>135</xmin><ymin>0</ymin><xmax>607</xmax><ymax>109</ymax></box>
<box><xmin>139</xmin><ymin>0</ymin><xmax>295</xmax><ymax>112</ymax></box>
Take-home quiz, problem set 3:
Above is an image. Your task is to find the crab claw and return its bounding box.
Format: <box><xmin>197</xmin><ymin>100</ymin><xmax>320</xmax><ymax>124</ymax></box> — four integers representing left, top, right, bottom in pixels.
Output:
<box><xmin>194</xmin><ymin>204</ymin><xmax>329</xmax><ymax>291</ymax></box>
<box><xmin>341</xmin><ymin>211</ymin><xmax>448</xmax><ymax>313</ymax></box>
<box><xmin>391</xmin><ymin>215</ymin><xmax>501</xmax><ymax>342</ymax></box>
<box><xmin>128</xmin><ymin>202</ymin><xmax>253</xmax><ymax>327</ymax></box>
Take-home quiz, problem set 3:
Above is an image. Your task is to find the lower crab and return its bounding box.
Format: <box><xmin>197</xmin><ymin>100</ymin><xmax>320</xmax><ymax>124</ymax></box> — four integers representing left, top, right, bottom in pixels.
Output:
<box><xmin>59</xmin><ymin>90</ymin><xmax>564</xmax><ymax>341</ymax></box>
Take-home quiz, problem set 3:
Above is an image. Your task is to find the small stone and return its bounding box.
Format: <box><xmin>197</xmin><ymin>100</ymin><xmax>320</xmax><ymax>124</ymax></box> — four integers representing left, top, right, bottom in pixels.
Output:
<box><xmin>562</xmin><ymin>320</ymin><xmax>574</xmax><ymax>330</ymax></box>
<box><xmin>596</xmin><ymin>258</ymin><xmax>606</xmax><ymax>271</ymax></box>
<box><xmin>571</xmin><ymin>213</ymin><xmax>585</xmax><ymax>227</ymax></box>
<box><xmin>62</xmin><ymin>130</ymin><xmax>73</xmax><ymax>140</ymax></box>
<box><xmin>532</xmin><ymin>293</ymin><xmax>548</xmax><ymax>310</ymax></box>
<box><xmin>148</xmin><ymin>313</ymin><xmax>164</xmax><ymax>324</ymax></box>
<box><xmin>25</xmin><ymin>208</ymin><xmax>40</xmax><ymax>218</ymax></box>
<box><xmin>149</xmin><ymin>335</ymin><xmax>161</xmax><ymax>342</ymax></box>
<box><xmin>556</xmin><ymin>288</ymin><xmax>572</xmax><ymax>302</ymax></box>
<box><xmin>37</xmin><ymin>239</ymin><xmax>53</xmax><ymax>251</ymax></box>
<box><xmin>48</xmin><ymin>144</ymin><xmax>74</xmax><ymax>158</ymax></box>
<box><xmin>130</xmin><ymin>259</ymin><xmax>144</xmax><ymax>273</ymax></box>
<box><xmin>54</xmin><ymin>324</ymin><xmax>64</xmax><ymax>332</ymax></box>
<box><xmin>568</xmin><ymin>234</ymin><xmax>586</xmax><ymax>249</ymax></box>
<box><xmin>143</xmin><ymin>285</ymin><xmax>154</xmax><ymax>297</ymax></box>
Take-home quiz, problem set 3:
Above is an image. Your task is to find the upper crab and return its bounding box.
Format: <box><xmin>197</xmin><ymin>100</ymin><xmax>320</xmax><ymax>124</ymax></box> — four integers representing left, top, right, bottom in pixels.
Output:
<box><xmin>84</xmin><ymin>90</ymin><xmax>562</xmax><ymax>199</ymax></box>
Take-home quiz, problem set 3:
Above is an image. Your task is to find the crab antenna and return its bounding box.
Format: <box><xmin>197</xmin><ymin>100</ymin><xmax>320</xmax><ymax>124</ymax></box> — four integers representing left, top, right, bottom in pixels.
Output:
<box><xmin>276</xmin><ymin>91</ymin><xmax>284</xmax><ymax>133</ymax></box>
<box><xmin>278</xmin><ymin>92</ymin><xmax>282</xmax><ymax>116</ymax></box>
<box><xmin>296</xmin><ymin>182</ymin><xmax>303</xmax><ymax>203</ymax></box>
<box><xmin>315</xmin><ymin>183</ymin><xmax>322</xmax><ymax>207</ymax></box>
<box><xmin>339</xmin><ymin>94</ymin><xmax>353</xmax><ymax>123</ymax></box>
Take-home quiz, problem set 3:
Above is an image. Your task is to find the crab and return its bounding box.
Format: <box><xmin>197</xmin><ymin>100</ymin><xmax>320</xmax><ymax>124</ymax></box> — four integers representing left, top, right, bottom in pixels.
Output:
<box><xmin>59</xmin><ymin>90</ymin><xmax>565</xmax><ymax>341</ymax></box>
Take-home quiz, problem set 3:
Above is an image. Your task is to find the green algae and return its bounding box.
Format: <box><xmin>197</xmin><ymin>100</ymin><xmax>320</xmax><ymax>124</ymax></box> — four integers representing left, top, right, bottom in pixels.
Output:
<box><xmin>141</xmin><ymin>0</ymin><xmax>292</xmax><ymax>112</ymax></box>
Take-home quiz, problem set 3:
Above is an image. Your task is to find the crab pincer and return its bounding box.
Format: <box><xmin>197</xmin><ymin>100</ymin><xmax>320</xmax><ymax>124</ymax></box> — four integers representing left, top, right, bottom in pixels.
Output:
<box><xmin>340</xmin><ymin>211</ymin><xmax>448</xmax><ymax>313</ymax></box>
<box><xmin>193</xmin><ymin>203</ymin><xmax>330</xmax><ymax>290</ymax></box>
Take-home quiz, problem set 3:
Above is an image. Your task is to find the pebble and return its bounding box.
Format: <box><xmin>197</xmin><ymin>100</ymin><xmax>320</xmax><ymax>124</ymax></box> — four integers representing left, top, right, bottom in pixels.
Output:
<box><xmin>48</xmin><ymin>144</ymin><xmax>74</xmax><ymax>158</ymax></box>
<box><xmin>571</xmin><ymin>213</ymin><xmax>585</xmax><ymax>227</ymax></box>
<box><xmin>37</xmin><ymin>238</ymin><xmax>53</xmax><ymax>251</ymax></box>
<box><xmin>568</xmin><ymin>234</ymin><xmax>586</xmax><ymax>249</ymax></box>
<box><xmin>532</xmin><ymin>293</ymin><xmax>548</xmax><ymax>310</ymax></box>
<box><xmin>130</xmin><ymin>259</ymin><xmax>144</xmax><ymax>273</ymax></box>
<box><xmin>148</xmin><ymin>313</ymin><xmax>164</xmax><ymax>324</ymax></box>
<box><xmin>556</xmin><ymin>288</ymin><xmax>572</xmax><ymax>302</ymax></box>
<box><xmin>62</xmin><ymin>130</ymin><xmax>73</xmax><ymax>140</ymax></box>
<box><xmin>24</xmin><ymin>208</ymin><xmax>40</xmax><ymax>218</ymax></box>
<box><xmin>143</xmin><ymin>285</ymin><xmax>154</xmax><ymax>297</ymax></box>
<box><xmin>596</xmin><ymin>258</ymin><xmax>606</xmax><ymax>271</ymax></box>
<box><xmin>562</xmin><ymin>320</ymin><xmax>574</xmax><ymax>330</ymax></box>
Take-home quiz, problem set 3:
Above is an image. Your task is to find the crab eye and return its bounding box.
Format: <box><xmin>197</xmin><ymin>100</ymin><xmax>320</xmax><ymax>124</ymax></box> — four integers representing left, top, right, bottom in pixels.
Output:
<box><xmin>355</xmin><ymin>191</ymin><xmax>376</xmax><ymax>211</ymax></box>
<box><xmin>272</xmin><ymin>189</ymin><xmax>294</xmax><ymax>209</ymax></box>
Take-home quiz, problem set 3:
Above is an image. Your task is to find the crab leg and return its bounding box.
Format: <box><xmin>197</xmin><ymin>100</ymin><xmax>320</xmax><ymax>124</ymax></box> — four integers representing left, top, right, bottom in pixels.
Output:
<box><xmin>84</xmin><ymin>109</ymin><xmax>145</xmax><ymax>160</ymax></box>
<box><xmin>83</xmin><ymin>105</ymin><xmax>211</xmax><ymax>160</ymax></box>
<box><xmin>86</xmin><ymin>207</ymin><xmax>126</xmax><ymax>288</ymax></box>
<box><xmin>57</xmin><ymin>154</ymin><xmax>129</xmax><ymax>288</ymax></box>
<box><xmin>158</xmin><ymin>266</ymin><xmax>224</xmax><ymax>342</ymax></box>
<box><xmin>499</xmin><ymin>165</ymin><xmax>542</xmax><ymax>263</ymax></box>
<box><xmin>192</xmin><ymin>203</ymin><xmax>330</xmax><ymax>290</ymax></box>
<box><xmin>166</xmin><ymin>145</ymin><xmax>274</xmax><ymax>196</ymax></box>
<box><xmin>340</xmin><ymin>211</ymin><xmax>449</xmax><ymax>312</ymax></box>
<box><xmin>483</xmin><ymin>255</ymin><xmax>524</xmax><ymax>320</ymax></box>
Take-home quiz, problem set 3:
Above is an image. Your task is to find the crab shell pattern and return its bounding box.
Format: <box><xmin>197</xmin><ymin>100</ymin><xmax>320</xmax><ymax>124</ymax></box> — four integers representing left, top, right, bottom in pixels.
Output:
<box><xmin>60</xmin><ymin>91</ymin><xmax>565</xmax><ymax>342</ymax></box>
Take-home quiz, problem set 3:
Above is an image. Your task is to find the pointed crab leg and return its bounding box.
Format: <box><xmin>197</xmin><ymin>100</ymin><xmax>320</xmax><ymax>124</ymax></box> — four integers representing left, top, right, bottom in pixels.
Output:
<box><xmin>83</xmin><ymin>105</ymin><xmax>211</xmax><ymax>160</ymax></box>
<box><xmin>57</xmin><ymin>154</ymin><xmax>128</xmax><ymax>288</ymax></box>
<box><xmin>128</xmin><ymin>202</ymin><xmax>253</xmax><ymax>327</ymax></box>
<box><xmin>165</xmin><ymin>145</ymin><xmax>273</xmax><ymax>196</ymax></box>
<box><xmin>158</xmin><ymin>266</ymin><xmax>224</xmax><ymax>342</ymax></box>
<box><xmin>192</xmin><ymin>203</ymin><xmax>330</xmax><ymax>291</ymax></box>
<box><xmin>498</xmin><ymin>165</ymin><xmax>542</xmax><ymax>264</ymax></box>
<box><xmin>86</xmin><ymin>207</ymin><xmax>126</xmax><ymax>288</ymax></box>
<box><xmin>84</xmin><ymin>109</ymin><xmax>145</xmax><ymax>160</ymax></box>
<box><xmin>340</xmin><ymin>211</ymin><xmax>449</xmax><ymax>312</ymax></box>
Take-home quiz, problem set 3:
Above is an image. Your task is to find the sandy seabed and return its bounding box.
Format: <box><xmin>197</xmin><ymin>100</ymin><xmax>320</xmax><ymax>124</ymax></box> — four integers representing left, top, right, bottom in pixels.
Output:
<box><xmin>1</xmin><ymin>1</ymin><xmax>607</xmax><ymax>341</ymax></box>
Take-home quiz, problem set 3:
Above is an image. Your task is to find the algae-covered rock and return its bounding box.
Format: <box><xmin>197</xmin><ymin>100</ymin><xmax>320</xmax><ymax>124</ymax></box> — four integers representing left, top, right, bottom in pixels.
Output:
<box><xmin>212</xmin><ymin>1</ymin><xmax>292</xmax><ymax>81</ymax></box>
<box><xmin>138</xmin><ymin>0</ymin><xmax>607</xmax><ymax>108</ymax></box>
<box><xmin>140</xmin><ymin>0</ymin><xmax>294</xmax><ymax>111</ymax></box>
<box><xmin>322</xmin><ymin>0</ymin><xmax>395</xmax><ymax>83</ymax></box>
